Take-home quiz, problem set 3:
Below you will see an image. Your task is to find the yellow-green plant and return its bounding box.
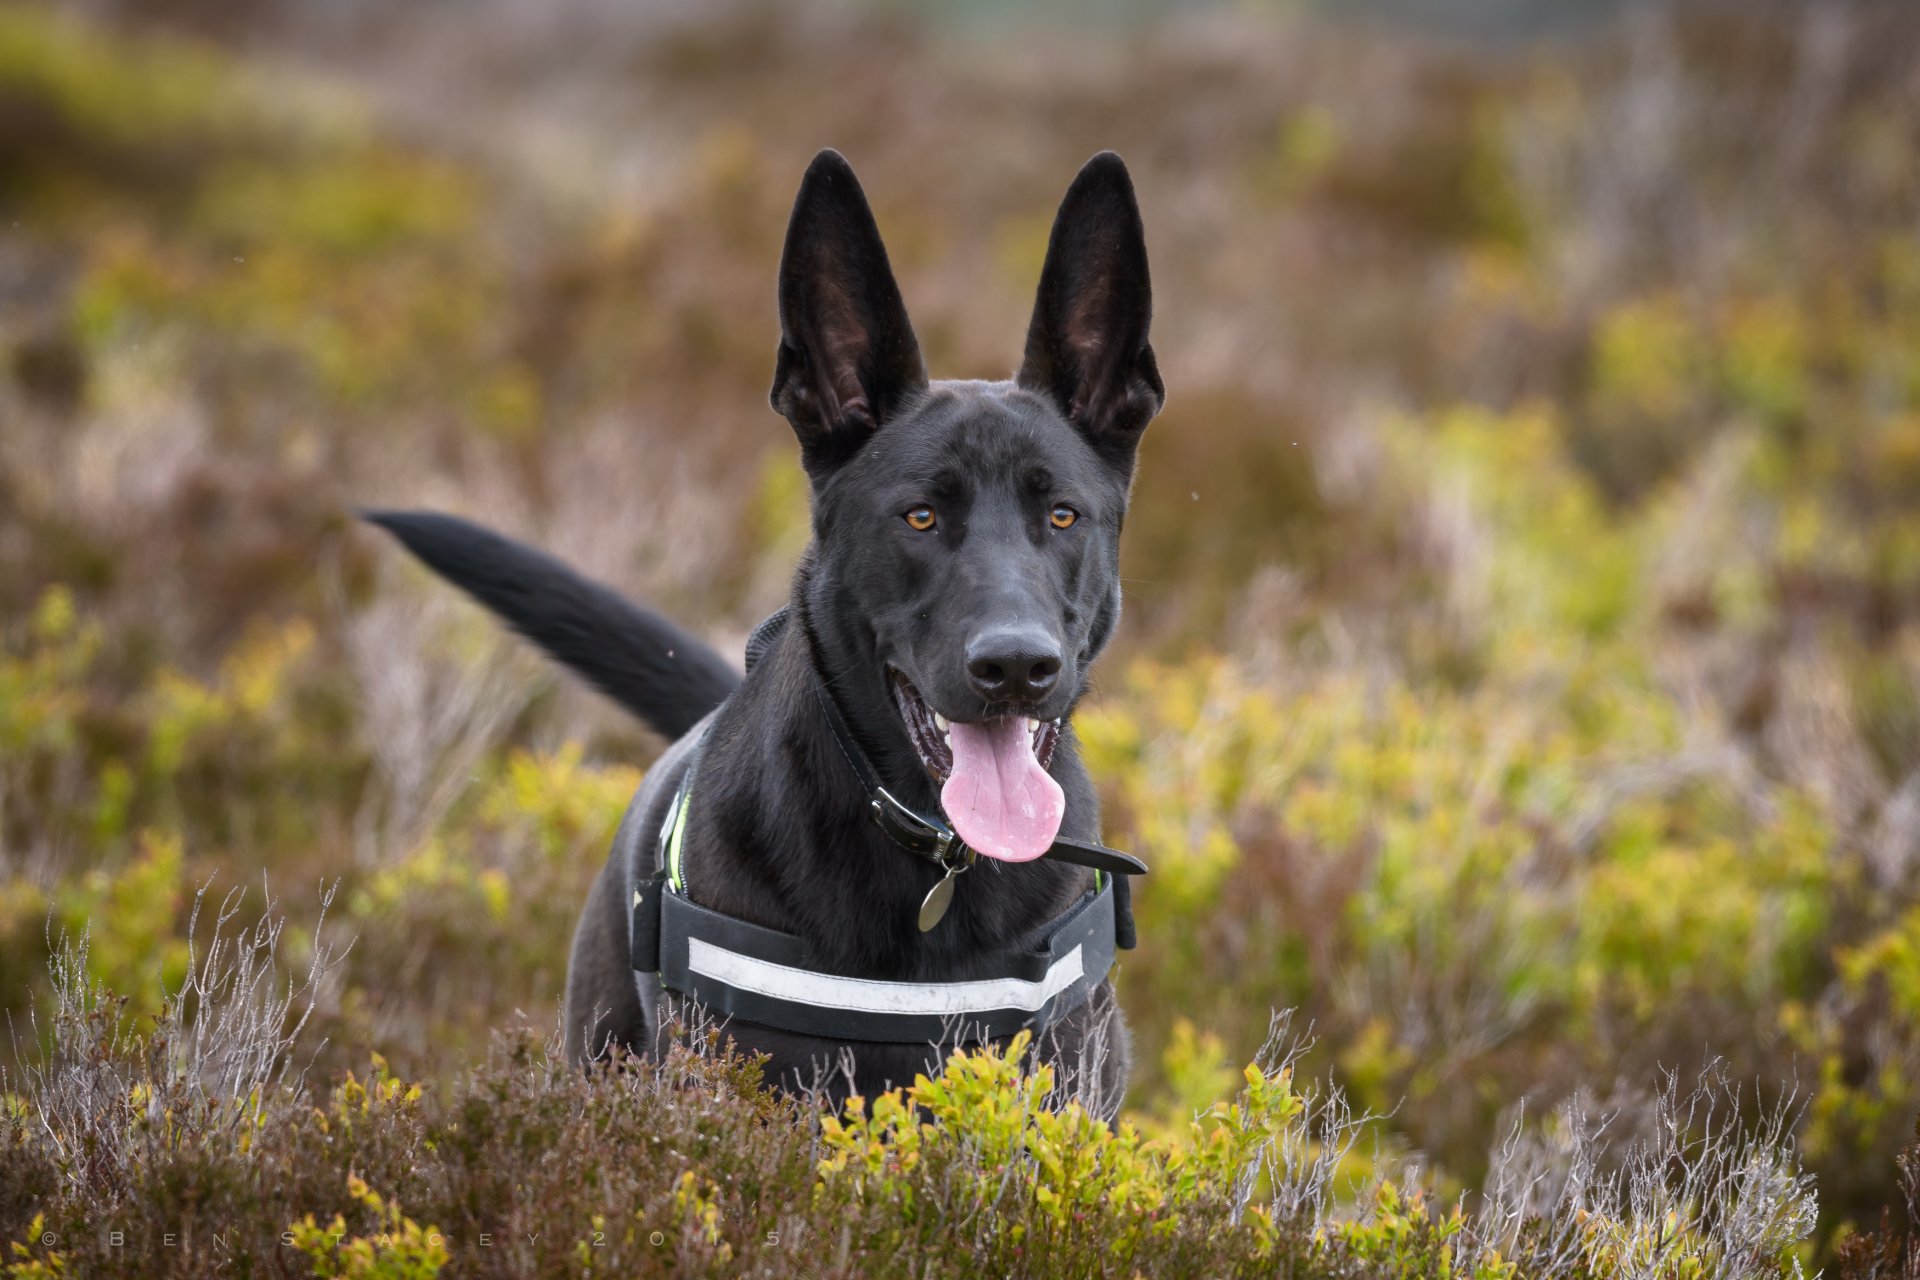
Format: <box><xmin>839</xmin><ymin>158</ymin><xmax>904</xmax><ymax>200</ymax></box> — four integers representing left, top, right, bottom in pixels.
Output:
<box><xmin>287</xmin><ymin>1174</ymin><xmax>448</xmax><ymax>1280</ymax></box>
<box><xmin>53</xmin><ymin>830</ymin><xmax>189</xmax><ymax>1020</ymax></box>
<box><xmin>315</xmin><ymin>1054</ymin><xmax>425</xmax><ymax>1141</ymax></box>
<box><xmin>3</xmin><ymin>1216</ymin><xmax>66</xmax><ymax>1279</ymax></box>
<box><xmin>1326</xmin><ymin>1183</ymin><xmax>1516</xmax><ymax>1280</ymax></box>
<box><xmin>819</xmin><ymin>1031</ymin><xmax>1325</xmax><ymax>1263</ymax></box>
<box><xmin>476</xmin><ymin>745</ymin><xmax>642</xmax><ymax>867</ymax></box>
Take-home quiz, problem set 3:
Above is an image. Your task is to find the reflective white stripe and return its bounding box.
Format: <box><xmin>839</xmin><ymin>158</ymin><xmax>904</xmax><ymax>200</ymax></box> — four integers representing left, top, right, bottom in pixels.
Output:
<box><xmin>686</xmin><ymin>938</ymin><xmax>1085</xmax><ymax>1017</ymax></box>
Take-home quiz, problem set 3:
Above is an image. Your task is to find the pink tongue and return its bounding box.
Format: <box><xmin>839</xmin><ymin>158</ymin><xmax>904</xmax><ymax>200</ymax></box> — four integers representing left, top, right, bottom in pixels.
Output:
<box><xmin>941</xmin><ymin>718</ymin><xmax>1064</xmax><ymax>862</ymax></box>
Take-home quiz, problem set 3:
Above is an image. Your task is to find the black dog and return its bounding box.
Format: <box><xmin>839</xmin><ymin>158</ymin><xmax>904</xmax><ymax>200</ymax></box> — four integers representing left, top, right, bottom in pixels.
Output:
<box><xmin>368</xmin><ymin>149</ymin><xmax>1164</xmax><ymax>1114</ymax></box>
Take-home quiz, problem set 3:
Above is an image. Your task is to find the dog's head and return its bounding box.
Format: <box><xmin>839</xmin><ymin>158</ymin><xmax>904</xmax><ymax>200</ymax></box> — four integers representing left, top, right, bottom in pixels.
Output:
<box><xmin>771</xmin><ymin>149</ymin><xmax>1164</xmax><ymax>865</ymax></box>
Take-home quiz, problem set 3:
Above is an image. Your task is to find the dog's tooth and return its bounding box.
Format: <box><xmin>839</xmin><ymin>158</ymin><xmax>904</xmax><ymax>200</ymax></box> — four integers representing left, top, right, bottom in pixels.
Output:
<box><xmin>934</xmin><ymin>713</ymin><xmax>949</xmax><ymax>733</ymax></box>
<box><xmin>1027</xmin><ymin>718</ymin><xmax>1039</xmax><ymax>734</ymax></box>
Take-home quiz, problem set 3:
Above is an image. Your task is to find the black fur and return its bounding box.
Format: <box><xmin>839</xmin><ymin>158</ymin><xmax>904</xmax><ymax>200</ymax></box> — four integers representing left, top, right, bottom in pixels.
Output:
<box><xmin>359</xmin><ymin>509</ymin><xmax>738</xmax><ymax>741</ymax></box>
<box><xmin>366</xmin><ymin>149</ymin><xmax>1163</xmax><ymax>1115</ymax></box>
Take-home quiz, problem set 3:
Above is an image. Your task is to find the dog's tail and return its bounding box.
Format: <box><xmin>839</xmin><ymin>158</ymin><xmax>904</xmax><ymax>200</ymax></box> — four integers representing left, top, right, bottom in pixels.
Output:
<box><xmin>361</xmin><ymin>509</ymin><xmax>740</xmax><ymax>741</ymax></box>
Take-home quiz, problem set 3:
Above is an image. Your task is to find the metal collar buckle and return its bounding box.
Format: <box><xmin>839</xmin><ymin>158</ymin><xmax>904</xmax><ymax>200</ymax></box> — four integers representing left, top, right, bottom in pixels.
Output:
<box><xmin>866</xmin><ymin>788</ymin><xmax>978</xmax><ymax>931</ymax></box>
<box><xmin>871</xmin><ymin>787</ymin><xmax>962</xmax><ymax>860</ymax></box>
<box><xmin>934</xmin><ymin>829</ymin><xmax>975</xmax><ymax>875</ymax></box>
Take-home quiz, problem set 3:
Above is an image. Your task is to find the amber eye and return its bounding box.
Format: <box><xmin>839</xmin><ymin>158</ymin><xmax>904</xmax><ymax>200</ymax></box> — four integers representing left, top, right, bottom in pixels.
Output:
<box><xmin>1049</xmin><ymin>505</ymin><xmax>1079</xmax><ymax>530</ymax></box>
<box><xmin>904</xmin><ymin>506</ymin><xmax>937</xmax><ymax>531</ymax></box>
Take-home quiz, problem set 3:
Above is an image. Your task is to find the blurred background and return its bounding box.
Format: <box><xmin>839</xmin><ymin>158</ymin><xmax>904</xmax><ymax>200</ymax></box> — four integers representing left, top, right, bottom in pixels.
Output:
<box><xmin>3</xmin><ymin>0</ymin><xmax>1919</xmax><ymax>1252</ymax></box>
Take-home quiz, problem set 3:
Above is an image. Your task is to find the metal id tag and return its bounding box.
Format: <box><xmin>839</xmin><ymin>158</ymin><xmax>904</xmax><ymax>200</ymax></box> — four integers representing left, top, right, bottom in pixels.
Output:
<box><xmin>918</xmin><ymin>869</ymin><xmax>958</xmax><ymax>932</ymax></box>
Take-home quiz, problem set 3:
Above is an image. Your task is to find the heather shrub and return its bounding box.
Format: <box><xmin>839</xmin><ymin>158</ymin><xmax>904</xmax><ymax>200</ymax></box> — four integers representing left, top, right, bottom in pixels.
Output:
<box><xmin>0</xmin><ymin>931</ymin><xmax>1821</xmax><ymax>1278</ymax></box>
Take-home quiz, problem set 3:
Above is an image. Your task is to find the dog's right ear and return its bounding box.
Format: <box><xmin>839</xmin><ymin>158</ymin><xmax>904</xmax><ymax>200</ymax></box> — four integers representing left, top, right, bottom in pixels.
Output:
<box><xmin>770</xmin><ymin>149</ymin><xmax>928</xmax><ymax>478</ymax></box>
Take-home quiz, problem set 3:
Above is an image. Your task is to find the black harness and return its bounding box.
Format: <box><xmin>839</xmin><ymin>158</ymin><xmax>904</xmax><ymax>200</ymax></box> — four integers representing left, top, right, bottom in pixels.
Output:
<box><xmin>625</xmin><ymin>608</ymin><xmax>1145</xmax><ymax>1044</ymax></box>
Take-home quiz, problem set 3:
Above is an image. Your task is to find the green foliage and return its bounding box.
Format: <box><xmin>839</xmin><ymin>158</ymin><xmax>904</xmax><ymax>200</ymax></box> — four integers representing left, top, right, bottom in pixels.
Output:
<box><xmin>52</xmin><ymin>831</ymin><xmax>189</xmax><ymax>1023</ymax></box>
<box><xmin>4</xmin><ymin>1216</ymin><xmax>66</xmax><ymax>1279</ymax></box>
<box><xmin>820</xmin><ymin>1031</ymin><xmax>1519</xmax><ymax>1275</ymax></box>
<box><xmin>476</xmin><ymin>745</ymin><xmax>643</xmax><ymax>868</ymax></box>
<box><xmin>815</xmin><ymin>1029</ymin><xmax>1258</xmax><ymax>1261</ymax></box>
<box><xmin>1327</xmin><ymin>1184</ymin><xmax>1515</xmax><ymax>1280</ymax></box>
<box><xmin>288</xmin><ymin>1174</ymin><xmax>449</xmax><ymax>1280</ymax></box>
<box><xmin>0</xmin><ymin>8</ymin><xmax>249</xmax><ymax>152</ymax></box>
<box><xmin>0</xmin><ymin>588</ymin><xmax>97</xmax><ymax>755</ymax></box>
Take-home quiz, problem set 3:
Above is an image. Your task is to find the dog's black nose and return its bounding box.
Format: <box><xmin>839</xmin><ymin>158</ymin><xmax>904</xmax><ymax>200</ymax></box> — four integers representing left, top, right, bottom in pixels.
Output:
<box><xmin>965</xmin><ymin>629</ymin><xmax>1063</xmax><ymax>705</ymax></box>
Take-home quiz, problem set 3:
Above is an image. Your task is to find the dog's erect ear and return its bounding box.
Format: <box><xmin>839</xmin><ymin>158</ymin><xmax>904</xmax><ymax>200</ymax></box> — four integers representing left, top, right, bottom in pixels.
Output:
<box><xmin>1017</xmin><ymin>152</ymin><xmax>1164</xmax><ymax>478</ymax></box>
<box><xmin>770</xmin><ymin>149</ymin><xmax>928</xmax><ymax>476</ymax></box>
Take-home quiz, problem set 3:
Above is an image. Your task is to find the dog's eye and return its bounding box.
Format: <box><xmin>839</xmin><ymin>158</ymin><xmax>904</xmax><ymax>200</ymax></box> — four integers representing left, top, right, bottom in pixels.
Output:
<box><xmin>904</xmin><ymin>506</ymin><xmax>937</xmax><ymax>532</ymax></box>
<box><xmin>1049</xmin><ymin>505</ymin><xmax>1079</xmax><ymax>530</ymax></box>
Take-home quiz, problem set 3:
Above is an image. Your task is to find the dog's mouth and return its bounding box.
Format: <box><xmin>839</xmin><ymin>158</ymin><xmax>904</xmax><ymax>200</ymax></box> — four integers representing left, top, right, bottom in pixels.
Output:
<box><xmin>889</xmin><ymin>672</ymin><xmax>1063</xmax><ymax>782</ymax></box>
<box><xmin>889</xmin><ymin>672</ymin><xmax>1065</xmax><ymax>863</ymax></box>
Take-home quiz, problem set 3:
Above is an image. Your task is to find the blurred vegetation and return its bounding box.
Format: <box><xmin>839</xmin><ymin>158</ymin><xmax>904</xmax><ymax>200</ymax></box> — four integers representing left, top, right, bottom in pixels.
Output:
<box><xmin>5</xmin><ymin>0</ymin><xmax>1920</xmax><ymax>1272</ymax></box>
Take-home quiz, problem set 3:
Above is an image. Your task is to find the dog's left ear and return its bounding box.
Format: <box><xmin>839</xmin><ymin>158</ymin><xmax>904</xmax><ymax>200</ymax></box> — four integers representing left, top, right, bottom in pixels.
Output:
<box><xmin>770</xmin><ymin>149</ymin><xmax>928</xmax><ymax>479</ymax></box>
<box><xmin>1017</xmin><ymin>152</ymin><xmax>1165</xmax><ymax>479</ymax></box>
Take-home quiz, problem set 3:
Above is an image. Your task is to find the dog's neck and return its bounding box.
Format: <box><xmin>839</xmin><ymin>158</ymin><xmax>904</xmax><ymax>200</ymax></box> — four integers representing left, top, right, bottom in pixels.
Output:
<box><xmin>677</xmin><ymin>571</ymin><xmax>1095</xmax><ymax>979</ymax></box>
